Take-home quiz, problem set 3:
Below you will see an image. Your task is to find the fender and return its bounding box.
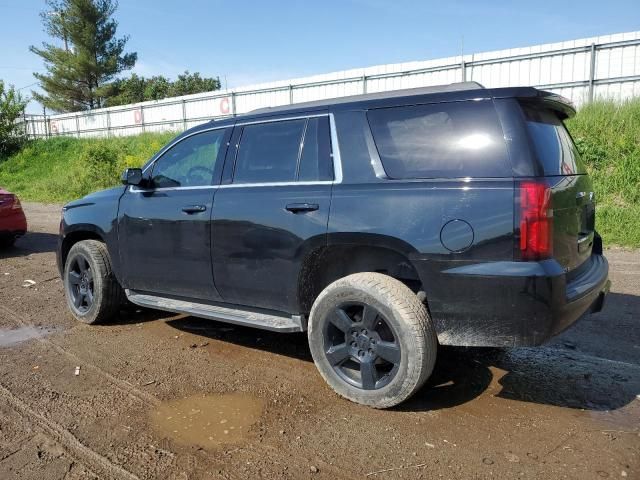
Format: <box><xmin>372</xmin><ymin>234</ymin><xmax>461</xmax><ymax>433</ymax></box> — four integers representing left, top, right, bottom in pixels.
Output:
<box><xmin>57</xmin><ymin>186</ymin><xmax>125</xmax><ymax>282</ymax></box>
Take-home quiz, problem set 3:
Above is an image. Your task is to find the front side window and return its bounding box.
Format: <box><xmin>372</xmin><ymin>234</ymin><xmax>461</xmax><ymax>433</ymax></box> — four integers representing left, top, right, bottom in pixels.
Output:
<box><xmin>151</xmin><ymin>129</ymin><xmax>225</xmax><ymax>188</ymax></box>
<box><xmin>234</xmin><ymin>119</ymin><xmax>306</xmax><ymax>184</ymax></box>
<box><xmin>367</xmin><ymin>101</ymin><xmax>510</xmax><ymax>179</ymax></box>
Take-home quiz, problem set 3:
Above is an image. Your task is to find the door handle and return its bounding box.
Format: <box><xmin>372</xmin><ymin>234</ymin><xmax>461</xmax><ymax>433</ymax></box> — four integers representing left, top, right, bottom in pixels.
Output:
<box><xmin>285</xmin><ymin>203</ymin><xmax>319</xmax><ymax>213</ymax></box>
<box><xmin>181</xmin><ymin>205</ymin><xmax>207</xmax><ymax>214</ymax></box>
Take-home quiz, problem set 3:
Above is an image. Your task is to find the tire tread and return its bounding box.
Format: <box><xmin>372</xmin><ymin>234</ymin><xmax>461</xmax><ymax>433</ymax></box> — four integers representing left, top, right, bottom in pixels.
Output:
<box><xmin>309</xmin><ymin>272</ymin><xmax>437</xmax><ymax>408</ymax></box>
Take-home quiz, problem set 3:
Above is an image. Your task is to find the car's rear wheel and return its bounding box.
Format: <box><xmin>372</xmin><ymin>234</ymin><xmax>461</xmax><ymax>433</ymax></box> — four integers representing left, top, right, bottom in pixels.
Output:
<box><xmin>308</xmin><ymin>272</ymin><xmax>437</xmax><ymax>408</ymax></box>
<box><xmin>63</xmin><ymin>240</ymin><xmax>125</xmax><ymax>324</ymax></box>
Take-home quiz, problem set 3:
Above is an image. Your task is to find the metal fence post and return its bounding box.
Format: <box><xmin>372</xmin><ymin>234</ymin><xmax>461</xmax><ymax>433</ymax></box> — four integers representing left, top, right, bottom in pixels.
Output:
<box><xmin>588</xmin><ymin>43</ymin><xmax>597</xmax><ymax>103</ymax></box>
<box><xmin>141</xmin><ymin>105</ymin><xmax>146</xmax><ymax>133</ymax></box>
<box><xmin>289</xmin><ymin>85</ymin><xmax>294</xmax><ymax>104</ymax></box>
<box><xmin>231</xmin><ymin>92</ymin><xmax>237</xmax><ymax>117</ymax></box>
<box><xmin>182</xmin><ymin>99</ymin><xmax>187</xmax><ymax>131</ymax></box>
<box><xmin>22</xmin><ymin>109</ymin><xmax>28</xmax><ymax>140</ymax></box>
<box><xmin>362</xmin><ymin>74</ymin><xmax>367</xmax><ymax>94</ymax></box>
<box><xmin>461</xmin><ymin>59</ymin><xmax>466</xmax><ymax>82</ymax></box>
<box><xmin>43</xmin><ymin>108</ymin><xmax>50</xmax><ymax>139</ymax></box>
<box><xmin>106</xmin><ymin>110</ymin><xmax>112</xmax><ymax>137</ymax></box>
<box><xmin>75</xmin><ymin>114</ymin><xmax>80</xmax><ymax>138</ymax></box>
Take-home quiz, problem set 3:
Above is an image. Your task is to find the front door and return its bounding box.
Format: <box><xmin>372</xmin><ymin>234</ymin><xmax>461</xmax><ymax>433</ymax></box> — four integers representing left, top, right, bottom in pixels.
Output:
<box><xmin>118</xmin><ymin>127</ymin><xmax>230</xmax><ymax>300</ymax></box>
<box><xmin>212</xmin><ymin>115</ymin><xmax>334</xmax><ymax>313</ymax></box>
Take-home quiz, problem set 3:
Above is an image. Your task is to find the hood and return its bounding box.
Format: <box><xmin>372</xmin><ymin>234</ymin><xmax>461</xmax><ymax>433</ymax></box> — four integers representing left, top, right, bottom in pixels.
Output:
<box><xmin>63</xmin><ymin>186</ymin><xmax>126</xmax><ymax>210</ymax></box>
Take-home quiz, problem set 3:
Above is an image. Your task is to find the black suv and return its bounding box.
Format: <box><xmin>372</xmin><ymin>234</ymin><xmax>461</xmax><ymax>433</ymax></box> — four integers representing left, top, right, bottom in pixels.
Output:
<box><xmin>57</xmin><ymin>82</ymin><xmax>610</xmax><ymax>408</ymax></box>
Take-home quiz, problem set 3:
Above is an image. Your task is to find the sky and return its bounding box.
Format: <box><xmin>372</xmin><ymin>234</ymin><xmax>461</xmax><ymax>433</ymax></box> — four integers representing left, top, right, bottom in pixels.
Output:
<box><xmin>1</xmin><ymin>0</ymin><xmax>639</xmax><ymax>113</ymax></box>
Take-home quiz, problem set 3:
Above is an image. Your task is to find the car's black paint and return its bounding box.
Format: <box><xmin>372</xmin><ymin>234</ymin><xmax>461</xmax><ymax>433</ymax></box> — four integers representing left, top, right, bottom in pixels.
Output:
<box><xmin>57</xmin><ymin>83</ymin><xmax>610</xmax><ymax>347</ymax></box>
<box><xmin>212</xmin><ymin>184</ymin><xmax>331</xmax><ymax>312</ymax></box>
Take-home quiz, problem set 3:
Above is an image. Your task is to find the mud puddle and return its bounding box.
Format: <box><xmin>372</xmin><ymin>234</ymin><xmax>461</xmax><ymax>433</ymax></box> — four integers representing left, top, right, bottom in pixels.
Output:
<box><xmin>150</xmin><ymin>393</ymin><xmax>264</xmax><ymax>449</ymax></box>
<box><xmin>0</xmin><ymin>326</ymin><xmax>58</xmax><ymax>347</ymax></box>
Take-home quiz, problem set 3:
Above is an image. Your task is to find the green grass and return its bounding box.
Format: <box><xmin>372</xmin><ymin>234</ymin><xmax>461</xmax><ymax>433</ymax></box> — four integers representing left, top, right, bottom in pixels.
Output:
<box><xmin>566</xmin><ymin>99</ymin><xmax>640</xmax><ymax>247</ymax></box>
<box><xmin>0</xmin><ymin>132</ymin><xmax>175</xmax><ymax>203</ymax></box>
<box><xmin>0</xmin><ymin>99</ymin><xmax>639</xmax><ymax>247</ymax></box>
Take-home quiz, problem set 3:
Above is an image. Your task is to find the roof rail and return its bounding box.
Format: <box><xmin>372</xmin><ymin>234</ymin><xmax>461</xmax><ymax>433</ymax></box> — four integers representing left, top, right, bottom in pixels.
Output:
<box><xmin>248</xmin><ymin>81</ymin><xmax>486</xmax><ymax>115</ymax></box>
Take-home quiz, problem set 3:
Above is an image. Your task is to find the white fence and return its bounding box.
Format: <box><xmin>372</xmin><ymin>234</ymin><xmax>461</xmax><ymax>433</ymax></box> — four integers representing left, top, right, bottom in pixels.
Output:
<box><xmin>22</xmin><ymin>30</ymin><xmax>640</xmax><ymax>139</ymax></box>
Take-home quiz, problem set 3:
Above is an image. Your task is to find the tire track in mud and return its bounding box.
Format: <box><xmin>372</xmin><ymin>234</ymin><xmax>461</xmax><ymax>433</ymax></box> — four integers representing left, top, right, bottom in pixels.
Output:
<box><xmin>0</xmin><ymin>305</ymin><xmax>357</xmax><ymax>478</ymax></box>
<box><xmin>0</xmin><ymin>304</ymin><xmax>159</xmax><ymax>407</ymax></box>
<box><xmin>0</xmin><ymin>383</ymin><xmax>139</xmax><ymax>480</ymax></box>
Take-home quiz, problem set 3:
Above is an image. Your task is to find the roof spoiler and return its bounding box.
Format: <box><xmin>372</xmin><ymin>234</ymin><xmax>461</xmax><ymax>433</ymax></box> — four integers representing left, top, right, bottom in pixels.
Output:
<box><xmin>489</xmin><ymin>86</ymin><xmax>576</xmax><ymax>119</ymax></box>
<box><xmin>521</xmin><ymin>90</ymin><xmax>576</xmax><ymax>119</ymax></box>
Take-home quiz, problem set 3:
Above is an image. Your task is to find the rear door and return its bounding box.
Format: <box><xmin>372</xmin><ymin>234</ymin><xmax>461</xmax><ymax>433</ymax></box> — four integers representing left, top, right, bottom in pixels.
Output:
<box><xmin>211</xmin><ymin>114</ymin><xmax>334</xmax><ymax>313</ymax></box>
<box><xmin>520</xmin><ymin>103</ymin><xmax>595</xmax><ymax>271</ymax></box>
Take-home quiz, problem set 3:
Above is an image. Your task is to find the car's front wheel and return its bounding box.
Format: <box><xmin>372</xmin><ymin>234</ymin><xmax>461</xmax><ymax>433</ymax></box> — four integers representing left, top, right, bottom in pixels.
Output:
<box><xmin>308</xmin><ymin>272</ymin><xmax>437</xmax><ymax>408</ymax></box>
<box><xmin>63</xmin><ymin>240</ymin><xmax>125</xmax><ymax>324</ymax></box>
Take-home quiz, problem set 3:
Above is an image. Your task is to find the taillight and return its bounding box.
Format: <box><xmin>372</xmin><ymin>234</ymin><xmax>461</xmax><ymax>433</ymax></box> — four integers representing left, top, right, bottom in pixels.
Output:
<box><xmin>12</xmin><ymin>196</ymin><xmax>21</xmax><ymax>210</ymax></box>
<box><xmin>519</xmin><ymin>181</ymin><xmax>553</xmax><ymax>261</ymax></box>
<box><xmin>0</xmin><ymin>195</ymin><xmax>13</xmax><ymax>208</ymax></box>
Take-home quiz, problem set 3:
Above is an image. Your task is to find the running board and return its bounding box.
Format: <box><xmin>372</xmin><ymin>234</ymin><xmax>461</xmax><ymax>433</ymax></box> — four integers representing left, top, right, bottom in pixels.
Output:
<box><xmin>125</xmin><ymin>291</ymin><xmax>305</xmax><ymax>333</ymax></box>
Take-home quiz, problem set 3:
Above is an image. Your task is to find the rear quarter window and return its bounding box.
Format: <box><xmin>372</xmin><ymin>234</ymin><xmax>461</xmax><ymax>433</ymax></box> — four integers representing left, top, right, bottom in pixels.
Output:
<box><xmin>521</xmin><ymin>104</ymin><xmax>586</xmax><ymax>176</ymax></box>
<box><xmin>366</xmin><ymin>100</ymin><xmax>511</xmax><ymax>179</ymax></box>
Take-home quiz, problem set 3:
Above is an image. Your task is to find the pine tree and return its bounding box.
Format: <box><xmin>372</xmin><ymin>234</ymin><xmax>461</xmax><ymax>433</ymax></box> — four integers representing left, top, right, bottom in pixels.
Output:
<box><xmin>30</xmin><ymin>0</ymin><xmax>137</xmax><ymax>112</ymax></box>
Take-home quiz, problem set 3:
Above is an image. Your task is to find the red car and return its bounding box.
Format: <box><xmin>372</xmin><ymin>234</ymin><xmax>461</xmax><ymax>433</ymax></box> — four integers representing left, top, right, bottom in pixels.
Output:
<box><xmin>0</xmin><ymin>188</ymin><xmax>27</xmax><ymax>247</ymax></box>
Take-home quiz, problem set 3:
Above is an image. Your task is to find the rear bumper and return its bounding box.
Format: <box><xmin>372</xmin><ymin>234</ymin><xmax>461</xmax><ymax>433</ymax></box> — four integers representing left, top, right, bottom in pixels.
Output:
<box><xmin>548</xmin><ymin>254</ymin><xmax>609</xmax><ymax>338</ymax></box>
<box><xmin>0</xmin><ymin>209</ymin><xmax>27</xmax><ymax>236</ymax></box>
<box><xmin>414</xmin><ymin>253</ymin><xmax>610</xmax><ymax>347</ymax></box>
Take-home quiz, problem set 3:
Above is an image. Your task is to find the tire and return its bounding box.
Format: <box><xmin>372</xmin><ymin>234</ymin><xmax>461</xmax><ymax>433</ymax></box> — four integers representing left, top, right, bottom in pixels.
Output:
<box><xmin>0</xmin><ymin>237</ymin><xmax>16</xmax><ymax>248</ymax></box>
<box><xmin>308</xmin><ymin>272</ymin><xmax>437</xmax><ymax>408</ymax></box>
<box><xmin>63</xmin><ymin>240</ymin><xmax>125</xmax><ymax>324</ymax></box>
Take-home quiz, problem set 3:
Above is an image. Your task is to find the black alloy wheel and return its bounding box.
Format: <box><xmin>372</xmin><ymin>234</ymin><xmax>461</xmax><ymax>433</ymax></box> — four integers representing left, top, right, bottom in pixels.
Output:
<box><xmin>323</xmin><ymin>302</ymin><xmax>402</xmax><ymax>390</ymax></box>
<box><xmin>67</xmin><ymin>254</ymin><xmax>95</xmax><ymax>314</ymax></box>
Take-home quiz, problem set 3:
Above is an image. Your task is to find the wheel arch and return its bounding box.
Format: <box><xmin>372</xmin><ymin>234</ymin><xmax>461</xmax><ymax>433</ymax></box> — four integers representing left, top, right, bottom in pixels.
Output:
<box><xmin>297</xmin><ymin>233</ymin><xmax>425</xmax><ymax>315</ymax></box>
<box><xmin>60</xmin><ymin>226</ymin><xmax>107</xmax><ymax>273</ymax></box>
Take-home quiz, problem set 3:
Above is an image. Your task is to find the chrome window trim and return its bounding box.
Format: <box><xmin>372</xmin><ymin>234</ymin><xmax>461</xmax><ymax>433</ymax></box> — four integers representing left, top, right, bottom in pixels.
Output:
<box><xmin>233</xmin><ymin>113</ymin><xmax>328</xmax><ymax>127</ymax></box>
<box><xmin>217</xmin><ymin>180</ymin><xmax>333</xmax><ymax>189</ymax></box>
<box><xmin>328</xmin><ymin>112</ymin><xmax>343</xmax><ymax>184</ymax></box>
<box><xmin>130</xmin><ymin>112</ymin><xmax>343</xmax><ymax>192</ymax></box>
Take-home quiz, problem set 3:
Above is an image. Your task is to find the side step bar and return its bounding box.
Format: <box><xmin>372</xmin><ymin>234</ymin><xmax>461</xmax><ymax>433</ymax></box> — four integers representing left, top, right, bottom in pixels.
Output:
<box><xmin>126</xmin><ymin>291</ymin><xmax>305</xmax><ymax>333</ymax></box>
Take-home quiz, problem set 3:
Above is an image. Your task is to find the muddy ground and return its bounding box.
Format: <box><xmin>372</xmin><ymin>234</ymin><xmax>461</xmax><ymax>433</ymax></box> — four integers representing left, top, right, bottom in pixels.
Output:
<box><xmin>0</xmin><ymin>202</ymin><xmax>638</xmax><ymax>480</ymax></box>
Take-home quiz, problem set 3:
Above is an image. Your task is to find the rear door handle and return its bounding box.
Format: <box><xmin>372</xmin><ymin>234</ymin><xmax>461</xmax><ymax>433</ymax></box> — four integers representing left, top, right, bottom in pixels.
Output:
<box><xmin>285</xmin><ymin>203</ymin><xmax>319</xmax><ymax>213</ymax></box>
<box><xmin>182</xmin><ymin>205</ymin><xmax>207</xmax><ymax>214</ymax></box>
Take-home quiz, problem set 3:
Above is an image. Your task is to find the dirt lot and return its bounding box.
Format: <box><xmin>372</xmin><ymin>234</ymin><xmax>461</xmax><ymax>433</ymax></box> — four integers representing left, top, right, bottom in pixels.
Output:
<box><xmin>0</xmin><ymin>202</ymin><xmax>639</xmax><ymax>480</ymax></box>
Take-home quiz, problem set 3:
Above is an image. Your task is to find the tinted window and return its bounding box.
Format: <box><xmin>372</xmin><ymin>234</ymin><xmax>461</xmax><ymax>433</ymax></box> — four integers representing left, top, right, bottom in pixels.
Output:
<box><xmin>522</xmin><ymin>105</ymin><xmax>586</xmax><ymax>176</ymax></box>
<box><xmin>298</xmin><ymin>116</ymin><xmax>333</xmax><ymax>181</ymax></box>
<box><xmin>367</xmin><ymin>101</ymin><xmax>510</xmax><ymax>179</ymax></box>
<box><xmin>234</xmin><ymin>119</ymin><xmax>305</xmax><ymax>184</ymax></box>
<box><xmin>151</xmin><ymin>130</ymin><xmax>224</xmax><ymax>188</ymax></box>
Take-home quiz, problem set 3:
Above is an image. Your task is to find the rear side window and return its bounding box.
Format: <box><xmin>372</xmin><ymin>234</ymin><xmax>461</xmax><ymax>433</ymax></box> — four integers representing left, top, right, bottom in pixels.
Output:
<box><xmin>298</xmin><ymin>116</ymin><xmax>333</xmax><ymax>181</ymax></box>
<box><xmin>367</xmin><ymin>100</ymin><xmax>510</xmax><ymax>179</ymax></box>
<box><xmin>234</xmin><ymin>119</ymin><xmax>306</xmax><ymax>184</ymax></box>
<box><xmin>521</xmin><ymin>105</ymin><xmax>586</xmax><ymax>176</ymax></box>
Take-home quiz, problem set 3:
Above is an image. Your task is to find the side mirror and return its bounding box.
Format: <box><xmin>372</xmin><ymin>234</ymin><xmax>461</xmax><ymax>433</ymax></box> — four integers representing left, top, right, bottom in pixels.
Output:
<box><xmin>121</xmin><ymin>168</ymin><xmax>143</xmax><ymax>186</ymax></box>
